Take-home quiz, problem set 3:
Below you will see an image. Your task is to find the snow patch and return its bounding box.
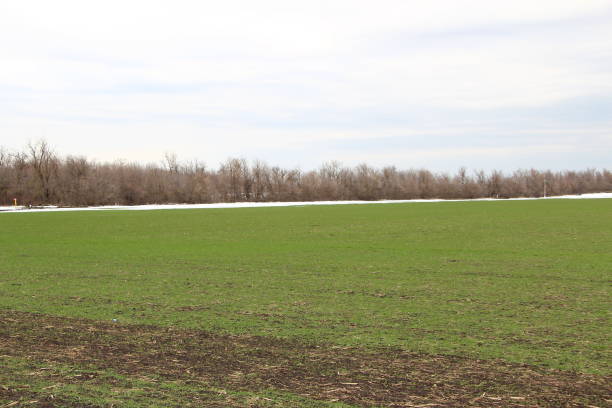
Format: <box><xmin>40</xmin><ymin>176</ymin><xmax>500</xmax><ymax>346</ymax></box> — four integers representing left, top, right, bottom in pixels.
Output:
<box><xmin>1</xmin><ymin>193</ymin><xmax>611</xmax><ymax>214</ymax></box>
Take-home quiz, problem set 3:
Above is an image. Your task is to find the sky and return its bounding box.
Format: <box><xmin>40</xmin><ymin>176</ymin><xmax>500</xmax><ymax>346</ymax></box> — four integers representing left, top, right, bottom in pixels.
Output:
<box><xmin>1</xmin><ymin>0</ymin><xmax>611</xmax><ymax>172</ymax></box>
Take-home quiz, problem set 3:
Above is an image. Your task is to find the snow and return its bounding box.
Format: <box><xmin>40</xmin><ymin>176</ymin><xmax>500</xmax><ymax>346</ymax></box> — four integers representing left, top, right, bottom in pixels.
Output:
<box><xmin>0</xmin><ymin>193</ymin><xmax>610</xmax><ymax>214</ymax></box>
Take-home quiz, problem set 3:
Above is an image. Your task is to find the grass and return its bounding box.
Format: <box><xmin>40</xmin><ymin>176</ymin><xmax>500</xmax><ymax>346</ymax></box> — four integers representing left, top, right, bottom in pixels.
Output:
<box><xmin>0</xmin><ymin>199</ymin><xmax>610</xmax><ymax>406</ymax></box>
<box><xmin>1</xmin><ymin>355</ymin><xmax>349</xmax><ymax>407</ymax></box>
<box><xmin>0</xmin><ymin>199</ymin><xmax>610</xmax><ymax>372</ymax></box>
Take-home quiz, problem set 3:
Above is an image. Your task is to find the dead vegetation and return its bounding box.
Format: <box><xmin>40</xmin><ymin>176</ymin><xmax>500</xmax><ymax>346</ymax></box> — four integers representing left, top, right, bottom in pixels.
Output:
<box><xmin>1</xmin><ymin>141</ymin><xmax>611</xmax><ymax>206</ymax></box>
<box><xmin>1</xmin><ymin>310</ymin><xmax>610</xmax><ymax>407</ymax></box>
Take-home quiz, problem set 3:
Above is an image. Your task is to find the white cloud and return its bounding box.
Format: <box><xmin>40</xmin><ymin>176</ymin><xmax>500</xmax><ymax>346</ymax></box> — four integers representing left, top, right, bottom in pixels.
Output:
<box><xmin>1</xmin><ymin>1</ymin><xmax>611</xmax><ymax>170</ymax></box>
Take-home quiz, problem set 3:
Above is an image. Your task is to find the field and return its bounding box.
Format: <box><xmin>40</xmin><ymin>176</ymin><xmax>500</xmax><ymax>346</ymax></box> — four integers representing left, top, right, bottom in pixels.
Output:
<box><xmin>1</xmin><ymin>199</ymin><xmax>610</xmax><ymax>407</ymax></box>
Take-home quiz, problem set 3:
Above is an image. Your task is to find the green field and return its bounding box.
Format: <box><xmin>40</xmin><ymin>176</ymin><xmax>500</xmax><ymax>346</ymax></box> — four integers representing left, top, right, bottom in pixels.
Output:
<box><xmin>1</xmin><ymin>199</ymin><xmax>610</xmax><ymax>407</ymax></box>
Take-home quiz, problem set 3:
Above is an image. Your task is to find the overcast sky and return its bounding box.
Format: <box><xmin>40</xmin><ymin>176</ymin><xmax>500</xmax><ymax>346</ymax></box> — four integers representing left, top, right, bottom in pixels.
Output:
<box><xmin>1</xmin><ymin>1</ymin><xmax>611</xmax><ymax>172</ymax></box>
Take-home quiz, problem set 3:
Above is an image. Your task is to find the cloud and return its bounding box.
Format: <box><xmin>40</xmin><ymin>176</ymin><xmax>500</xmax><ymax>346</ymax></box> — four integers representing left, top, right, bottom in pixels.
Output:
<box><xmin>0</xmin><ymin>1</ymin><xmax>611</xmax><ymax>171</ymax></box>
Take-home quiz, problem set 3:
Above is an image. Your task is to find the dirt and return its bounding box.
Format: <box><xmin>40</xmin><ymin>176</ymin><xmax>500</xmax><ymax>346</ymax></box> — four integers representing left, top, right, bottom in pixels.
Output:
<box><xmin>1</xmin><ymin>310</ymin><xmax>610</xmax><ymax>407</ymax></box>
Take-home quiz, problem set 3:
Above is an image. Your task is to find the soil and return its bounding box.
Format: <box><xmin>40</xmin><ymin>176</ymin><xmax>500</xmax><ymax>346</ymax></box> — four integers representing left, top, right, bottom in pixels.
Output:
<box><xmin>1</xmin><ymin>310</ymin><xmax>610</xmax><ymax>407</ymax></box>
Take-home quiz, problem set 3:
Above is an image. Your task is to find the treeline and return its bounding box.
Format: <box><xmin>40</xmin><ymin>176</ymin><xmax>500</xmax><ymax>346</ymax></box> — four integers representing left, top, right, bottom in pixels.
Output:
<box><xmin>1</xmin><ymin>141</ymin><xmax>610</xmax><ymax>206</ymax></box>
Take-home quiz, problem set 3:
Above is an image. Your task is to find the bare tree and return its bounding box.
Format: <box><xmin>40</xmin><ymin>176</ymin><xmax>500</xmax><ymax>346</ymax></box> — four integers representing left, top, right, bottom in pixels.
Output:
<box><xmin>163</xmin><ymin>151</ymin><xmax>180</xmax><ymax>174</ymax></box>
<box><xmin>0</xmin><ymin>147</ymin><xmax>12</xmax><ymax>204</ymax></box>
<box><xmin>27</xmin><ymin>139</ymin><xmax>58</xmax><ymax>203</ymax></box>
<box><xmin>251</xmin><ymin>160</ymin><xmax>270</xmax><ymax>201</ymax></box>
<box><xmin>0</xmin><ymin>142</ymin><xmax>610</xmax><ymax>206</ymax></box>
<box><xmin>219</xmin><ymin>158</ymin><xmax>250</xmax><ymax>202</ymax></box>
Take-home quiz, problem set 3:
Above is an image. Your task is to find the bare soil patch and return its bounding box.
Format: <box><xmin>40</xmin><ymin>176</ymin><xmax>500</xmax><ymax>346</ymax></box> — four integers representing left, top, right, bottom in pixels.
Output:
<box><xmin>1</xmin><ymin>310</ymin><xmax>610</xmax><ymax>407</ymax></box>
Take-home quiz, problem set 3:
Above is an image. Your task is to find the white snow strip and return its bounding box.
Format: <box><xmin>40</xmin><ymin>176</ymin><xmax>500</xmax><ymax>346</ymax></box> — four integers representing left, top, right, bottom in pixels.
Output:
<box><xmin>0</xmin><ymin>193</ymin><xmax>610</xmax><ymax>214</ymax></box>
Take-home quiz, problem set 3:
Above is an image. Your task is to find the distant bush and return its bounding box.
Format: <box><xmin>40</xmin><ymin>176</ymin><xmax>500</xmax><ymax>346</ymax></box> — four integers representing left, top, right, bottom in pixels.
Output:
<box><xmin>0</xmin><ymin>141</ymin><xmax>610</xmax><ymax>206</ymax></box>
